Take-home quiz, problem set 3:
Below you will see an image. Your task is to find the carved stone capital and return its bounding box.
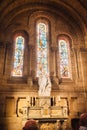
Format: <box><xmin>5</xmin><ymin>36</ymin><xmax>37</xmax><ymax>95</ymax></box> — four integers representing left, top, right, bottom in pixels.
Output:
<box><xmin>27</xmin><ymin>76</ymin><xmax>33</xmax><ymax>86</ymax></box>
<box><xmin>50</xmin><ymin>71</ymin><xmax>54</xmax><ymax>77</ymax></box>
<box><xmin>2</xmin><ymin>41</ymin><xmax>12</xmax><ymax>49</ymax></box>
<box><xmin>4</xmin><ymin>41</ymin><xmax>11</xmax><ymax>45</ymax></box>
<box><xmin>51</xmin><ymin>46</ymin><xmax>58</xmax><ymax>52</ymax></box>
<box><xmin>0</xmin><ymin>41</ymin><xmax>10</xmax><ymax>48</ymax></box>
<box><xmin>71</xmin><ymin>47</ymin><xmax>80</xmax><ymax>55</ymax></box>
<box><xmin>74</xmin><ymin>46</ymin><xmax>87</xmax><ymax>53</ymax></box>
<box><xmin>80</xmin><ymin>48</ymin><xmax>87</xmax><ymax>52</ymax></box>
<box><xmin>31</xmin><ymin>70</ymin><xmax>36</xmax><ymax>78</ymax></box>
<box><xmin>0</xmin><ymin>42</ymin><xmax>4</xmax><ymax>48</ymax></box>
<box><xmin>29</xmin><ymin>45</ymin><xmax>35</xmax><ymax>50</ymax></box>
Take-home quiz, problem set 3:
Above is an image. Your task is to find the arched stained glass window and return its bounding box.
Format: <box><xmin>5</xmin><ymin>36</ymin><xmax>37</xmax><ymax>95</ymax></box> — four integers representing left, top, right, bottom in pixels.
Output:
<box><xmin>12</xmin><ymin>36</ymin><xmax>24</xmax><ymax>77</ymax></box>
<box><xmin>59</xmin><ymin>39</ymin><xmax>71</xmax><ymax>78</ymax></box>
<box><xmin>37</xmin><ymin>22</ymin><xmax>48</xmax><ymax>77</ymax></box>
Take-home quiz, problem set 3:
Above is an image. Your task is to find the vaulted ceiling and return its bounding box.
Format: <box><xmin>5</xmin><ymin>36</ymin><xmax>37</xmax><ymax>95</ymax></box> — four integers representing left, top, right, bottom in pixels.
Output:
<box><xmin>0</xmin><ymin>0</ymin><xmax>87</xmax><ymax>36</ymax></box>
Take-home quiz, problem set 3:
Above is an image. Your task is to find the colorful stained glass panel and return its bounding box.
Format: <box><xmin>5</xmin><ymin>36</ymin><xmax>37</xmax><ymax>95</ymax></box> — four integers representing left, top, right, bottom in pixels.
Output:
<box><xmin>59</xmin><ymin>40</ymin><xmax>70</xmax><ymax>78</ymax></box>
<box><xmin>12</xmin><ymin>36</ymin><xmax>24</xmax><ymax>76</ymax></box>
<box><xmin>37</xmin><ymin>23</ymin><xmax>48</xmax><ymax>76</ymax></box>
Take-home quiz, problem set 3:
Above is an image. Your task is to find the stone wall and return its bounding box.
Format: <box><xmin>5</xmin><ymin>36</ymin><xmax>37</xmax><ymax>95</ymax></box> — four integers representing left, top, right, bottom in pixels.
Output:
<box><xmin>0</xmin><ymin>1</ymin><xmax>87</xmax><ymax>130</ymax></box>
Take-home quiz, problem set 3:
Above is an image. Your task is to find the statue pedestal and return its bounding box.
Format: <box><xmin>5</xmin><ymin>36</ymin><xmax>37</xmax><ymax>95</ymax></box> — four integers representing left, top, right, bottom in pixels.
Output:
<box><xmin>38</xmin><ymin>96</ymin><xmax>51</xmax><ymax>118</ymax></box>
<box><xmin>38</xmin><ymin>96</ymin><xmax>51</xmax><ymax>107</ymax></box>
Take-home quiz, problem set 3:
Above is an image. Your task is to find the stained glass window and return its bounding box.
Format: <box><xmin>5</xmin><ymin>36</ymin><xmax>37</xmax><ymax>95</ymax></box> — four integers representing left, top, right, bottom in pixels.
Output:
<box><xmin>37</xmin><ymin>22</ymin><xmax>48</xmax><ymax>77</ymax></box>
<box><xmin>59</xmin><ymin>39</ymin><xmax>71</xmax><ymax>78</ymax></box>
<box><xmin>12</xmin><ymin>36</ymin><xmax>24</xmax><ymax>77</ymax></box>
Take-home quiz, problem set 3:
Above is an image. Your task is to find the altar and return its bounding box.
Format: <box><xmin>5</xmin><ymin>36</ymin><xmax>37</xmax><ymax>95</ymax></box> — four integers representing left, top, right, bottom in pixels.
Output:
<box><xmin>18</xmin><ymin>96</ymin><xmax>69</xmax><ymax>130</ymax></box>
<box><xmin>18</xmin><ymin>96</ymin><xmax>68</xmax><ymax>119</ymax></box>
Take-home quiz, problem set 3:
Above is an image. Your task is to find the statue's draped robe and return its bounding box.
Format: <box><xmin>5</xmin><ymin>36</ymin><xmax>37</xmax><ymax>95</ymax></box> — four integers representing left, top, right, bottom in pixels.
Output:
<box><xmin>38</xmin><ymin>74</ymin><xmax>51</xmax><ymax>96</ymax></box>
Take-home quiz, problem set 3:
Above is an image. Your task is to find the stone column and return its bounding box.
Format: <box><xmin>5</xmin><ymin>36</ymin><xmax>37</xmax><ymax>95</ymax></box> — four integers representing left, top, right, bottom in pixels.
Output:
<box><xmin>0</xmin><ymin>96</ymin><xmax>5</xmax><ymax>117</ymax></box>
<box><xmin>84</xmin><ymin>35</ymin><xmax>87</xmax><ymax>48</ymax></box>
<box><xmin>80</xmin><ymin>48</ymin><xmax>87</xmax><ymax>90</ymax></box>
<box><xmin>50</xmin><ymin>46</ymin><xmax>58</xmax><ymax>77</ymax></box>
<box><xmin>14</xmin><ymin>97</ymin><xmax>18</xmax><ymax>117</ymax></box>
<box><xmin>73</xmin><ymin>48</ymin><xmax>80</xmax><ymax>79</ymax></box>
<box><xmin>2</xmin><ymin>41</ymin><xmax>12</xmax><ymax>84</ymax></box>
<box><xmin>68</xmin><ymin>96</ymin><xmax>79</xmax><ymax>119</ymax></box>
<box><xmin>27</xmin><ymin>45</ymin><xmax>35</xmax><ymax>86</ymax></box>
<box><xmin>50</xmin><ymin>46</ymin><xmax>59</xmax><ymax>87</ymax></box>
<box><xmin>0</xmin><ymin>42</ymin><xmax>5</xmax><ymax>84</ymax></box>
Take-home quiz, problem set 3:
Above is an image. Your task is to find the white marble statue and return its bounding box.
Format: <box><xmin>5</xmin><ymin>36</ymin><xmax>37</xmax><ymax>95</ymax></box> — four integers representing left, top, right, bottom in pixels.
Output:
<box><xmin>38</xmin><ymin>73</ymin><xmax>51</xmax><ymax>96</ymax></box>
